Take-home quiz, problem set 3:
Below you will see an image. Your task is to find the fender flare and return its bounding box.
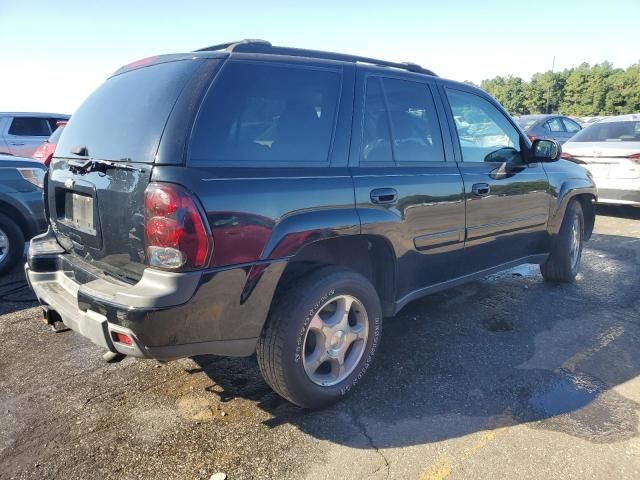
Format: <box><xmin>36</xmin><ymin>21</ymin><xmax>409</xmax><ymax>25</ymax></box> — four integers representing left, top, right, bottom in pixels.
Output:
<box><xmin>548</xmin><ymin>178</ymin><xmax>597</xmax><ymax>236</ymax></box>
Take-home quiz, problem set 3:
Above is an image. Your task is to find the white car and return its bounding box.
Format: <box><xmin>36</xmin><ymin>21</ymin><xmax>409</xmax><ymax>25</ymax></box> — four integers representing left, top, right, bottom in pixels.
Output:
<box><xmin>562</xmin><ymin>114</ymin><xmax>640</xmax><ymax>206</ymax></box>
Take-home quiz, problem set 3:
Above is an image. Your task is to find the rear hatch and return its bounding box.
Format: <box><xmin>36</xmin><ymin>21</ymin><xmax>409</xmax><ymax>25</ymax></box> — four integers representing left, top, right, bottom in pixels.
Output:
<box><xmin>48</xmin><ymin>58</ymin><xmax>202</xmax><ymax>282</ymax></box>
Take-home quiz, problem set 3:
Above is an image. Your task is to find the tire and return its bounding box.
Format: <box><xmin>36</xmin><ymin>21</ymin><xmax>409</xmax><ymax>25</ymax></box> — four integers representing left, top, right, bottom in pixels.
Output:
<box><xmin>540</xmin><ymin>200</ymin><xmax>584</xmax><ymax>283</ymax></box>
<box><xmin>257</xmin><ymin>267</ymin><xmax>383</xmax><ymax>408</ymax></box>
<box><xmin>0</xmin><ymin>212</ymin><xmax>25</xmax><ymax>276</ymax></box>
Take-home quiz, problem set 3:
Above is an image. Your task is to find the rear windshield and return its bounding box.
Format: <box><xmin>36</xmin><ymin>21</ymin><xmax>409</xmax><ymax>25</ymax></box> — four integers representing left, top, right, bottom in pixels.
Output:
<box><xmin>515</xmin><ymin>117</ymin><xmax>540</xmax><ymax>130</ymax></box>
<box><xmin>570</xmin><ymin>121</ymin><xmax>640</xmax><ymax>142</ymax></box>
<box><xmin>56</xmin><ymin>60</ymin><xmax>198</xmax><ymax>162</ymax></box>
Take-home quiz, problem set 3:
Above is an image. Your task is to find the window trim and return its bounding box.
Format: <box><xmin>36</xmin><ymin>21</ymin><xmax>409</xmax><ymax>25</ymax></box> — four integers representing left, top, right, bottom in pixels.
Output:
<box><xmin>442</xmin><ymin>85</ymin><xmax>528</xmax><ymax>165</ymax></box>
<box><xmin>186</xmin><ymin>58</ymin><xmax>344</xmax><ymax>168</ymax></box>
<box><xmin>358</xmin><ymin>73</ymin><xmax>448</xmax><ymax>168</ymax></box>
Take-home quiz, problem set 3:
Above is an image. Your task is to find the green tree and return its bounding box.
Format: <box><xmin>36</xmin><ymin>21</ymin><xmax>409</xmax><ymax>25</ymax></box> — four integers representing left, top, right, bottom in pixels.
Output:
<box><xmin>481</xmin><ymin>76</ymin><xmax>525</xmax><ymax>115</ymax></box>
<box><xmin>478</xmin><ymin>61</ymin><xmax>640</xmax><ymax>116</ymax></box>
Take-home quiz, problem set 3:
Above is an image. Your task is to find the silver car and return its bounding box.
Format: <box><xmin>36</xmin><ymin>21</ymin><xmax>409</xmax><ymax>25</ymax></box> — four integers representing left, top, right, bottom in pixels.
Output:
<box><xmin>562</xmin><ymin>114</ymin><xmax>640</xmax><ymax>206</ymax></box>
<box><xmin>0</xmin><ymin>112</ymin><xmax>70</xmax><ymax>158</ymax></box>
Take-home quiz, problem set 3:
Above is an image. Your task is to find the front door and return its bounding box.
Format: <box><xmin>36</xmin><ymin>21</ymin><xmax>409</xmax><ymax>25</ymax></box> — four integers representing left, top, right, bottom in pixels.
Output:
<box><xmin>441</xmin><ymin>86</ymin><xmax>551</xmax><ymax>274</ymax></box>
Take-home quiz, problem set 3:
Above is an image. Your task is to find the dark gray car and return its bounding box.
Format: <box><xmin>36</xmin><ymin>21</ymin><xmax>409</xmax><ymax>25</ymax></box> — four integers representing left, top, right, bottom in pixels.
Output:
<box><xmin>0</xmin><ymin>154</ymin><xmax>47</xmax><ymax>274</ymax></box>
<box><xmin>516</xmin><ymin>114</ymin><xmax>582</xmax><ymax>144</ymax></box>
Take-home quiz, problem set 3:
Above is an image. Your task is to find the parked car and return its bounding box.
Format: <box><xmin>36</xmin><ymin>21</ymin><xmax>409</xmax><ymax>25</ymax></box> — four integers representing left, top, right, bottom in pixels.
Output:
<box><xmin>32</xmin><ymin>121</ymin><xmax>67</xmax><ymax>166</ymax></box>
<box><xmin>0</xmin><ymin>154</ymin><xmax>47</xmax><ymax>274</ymax></box>
<box><xmin>26</xmin><ymin>40</ymin><xmax>596</xmax><ymax>408</ymax></box>
<box><xmin>0</xmin><ymin>112</ymin><xmax>70</xmax><ymax>158</ymax></box>
<box><xmin>562</xmin><ymin>114</ymin><xmax>640</xmax><ymax>206</ymax></box>
<box><xmin>515</xmin><ymin>114</ymin><xmax>582</xmax><ymax>144</ymax></box>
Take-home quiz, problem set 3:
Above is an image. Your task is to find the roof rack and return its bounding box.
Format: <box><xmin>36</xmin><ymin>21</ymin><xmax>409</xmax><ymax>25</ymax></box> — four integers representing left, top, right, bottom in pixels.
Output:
<box><xmin>195</xmin><ymin>39</ymin><xmax>437</xmax><ymax>76</ymax></box>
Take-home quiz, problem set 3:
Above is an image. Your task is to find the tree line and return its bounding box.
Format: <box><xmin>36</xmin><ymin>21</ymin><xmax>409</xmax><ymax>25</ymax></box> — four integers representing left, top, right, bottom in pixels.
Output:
<box><xmin>470</xmin><ymin>62</ymin><xmax>640</xmax><ymax>117</ymax></box>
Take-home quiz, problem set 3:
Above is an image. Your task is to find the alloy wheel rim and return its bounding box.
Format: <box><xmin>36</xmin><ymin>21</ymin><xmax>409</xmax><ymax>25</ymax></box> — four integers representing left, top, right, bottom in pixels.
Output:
<box><xmin>0</xmin><ymin>228</ymin><xmax>9</xmax><ymax>263</ymax></box>
<box><xmin>302</xmin><ymin>294</ymin><xmax>369</xmax><ymax>387</ymax></box>
<box><xmin>569</xmin><ymin>215</ymin><xmax>582</xmax><ymax>268</ymax></box>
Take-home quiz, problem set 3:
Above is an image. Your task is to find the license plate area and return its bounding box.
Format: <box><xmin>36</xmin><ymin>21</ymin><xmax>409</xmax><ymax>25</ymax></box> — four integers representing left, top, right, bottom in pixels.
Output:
<box><xmin>52</xmin><ymin>180</ymin><xmax>102</xmax><ymax>249</ymax></box>
<box><xmin>64</xmin><ymin>192</ymin><xmax>96</xmax><ymax>234</ymax></box>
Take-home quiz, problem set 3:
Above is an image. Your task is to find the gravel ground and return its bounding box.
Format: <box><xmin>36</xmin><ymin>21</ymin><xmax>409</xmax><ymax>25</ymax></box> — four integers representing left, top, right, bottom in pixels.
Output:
<box><xmin>1</xmin><ymin>206</ymin><xmax>639</xmax><ymax>480</ymax></box>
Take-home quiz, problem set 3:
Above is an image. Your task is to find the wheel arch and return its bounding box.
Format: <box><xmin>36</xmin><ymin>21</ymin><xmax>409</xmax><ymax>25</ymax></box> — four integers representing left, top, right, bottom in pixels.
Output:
<box><xmin>271</xmin><ymin>235</ymin><xmax>397</xmax><ymax>317</ymax></box>
<box><xmin>0</xmin><ymin>197</ymin><xmax>32</xmax><ymax>238</ymax></box>
<box><xmin>549</xmin><ymin>179</ymin><xmax>597</xmax><ymax>238</ymax></box>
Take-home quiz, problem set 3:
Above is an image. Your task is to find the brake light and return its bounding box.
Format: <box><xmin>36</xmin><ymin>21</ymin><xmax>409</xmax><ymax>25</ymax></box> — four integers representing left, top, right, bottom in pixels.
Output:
<box><xmin>144</xmin><ymin>183</ymin><xmax>211</xmax><ymax>269</ymax></box>
<box><xmin>527</xmin><ymin>134</ymin><xmax>538</xmax><ymax>142</ymax></box>
<box><xmin>628</xmin><ymin>153</ymin><xmax>640</xmax><ymax>161</ymax></box>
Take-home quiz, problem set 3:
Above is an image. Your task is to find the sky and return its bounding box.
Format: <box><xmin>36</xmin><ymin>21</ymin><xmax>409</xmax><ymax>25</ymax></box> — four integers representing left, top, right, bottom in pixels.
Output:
<box><xmin>1</xmin><ymin>0</ymin><xmax>638</xmax><ymax>114</ymax></box>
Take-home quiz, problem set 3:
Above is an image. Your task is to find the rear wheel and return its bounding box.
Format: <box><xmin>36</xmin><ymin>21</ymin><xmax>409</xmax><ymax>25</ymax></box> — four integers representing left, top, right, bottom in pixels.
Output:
<box><xmin>257</xmin><ymin>267</ymin><xmax>382</xmax><ymax>408</ymax></box>
<box><xmin>540</xmin><ymin>200</ymin><xmax>584</xmax><ymax>282</ymax></box>
<box><xmin>0</xmin><ymin>213</ymin><xmax>25</xmax><ymax>275</ymax></box>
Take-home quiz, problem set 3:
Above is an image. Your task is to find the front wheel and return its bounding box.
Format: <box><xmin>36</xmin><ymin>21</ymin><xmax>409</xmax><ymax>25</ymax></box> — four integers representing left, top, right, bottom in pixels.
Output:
<box><xmin>540</xmin><ymin>200</ymin><xmax>584</xmax><ymax>282</ymax></box>
<box><xmin>257</xmin><ymin>267</ymin><xmax>382</xmax><ymax>408</ymax></box>
<box><xmin>0</xmin><ymin>213</ymin><xmax>25</xmax><ymax>275</ymax></box>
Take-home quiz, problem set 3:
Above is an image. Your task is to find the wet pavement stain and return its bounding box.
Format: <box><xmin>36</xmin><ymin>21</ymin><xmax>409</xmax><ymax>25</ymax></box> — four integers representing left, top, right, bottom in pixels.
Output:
<box><xmin>514</xmin><ymin>369</ymin><xmax>639</xmax><ymax>443</ymax></box>
<box><xmin>482</xmin><ymin>315</ymin><xmax>515</xmax><ymax>332</ymax></box>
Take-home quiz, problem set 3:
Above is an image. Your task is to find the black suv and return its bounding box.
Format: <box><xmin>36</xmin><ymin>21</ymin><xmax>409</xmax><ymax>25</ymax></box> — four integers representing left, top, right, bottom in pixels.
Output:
<box><xmin>27</xmin><ymin>40</ymin><xmax>596</xmax><ymax>408</ymax></box>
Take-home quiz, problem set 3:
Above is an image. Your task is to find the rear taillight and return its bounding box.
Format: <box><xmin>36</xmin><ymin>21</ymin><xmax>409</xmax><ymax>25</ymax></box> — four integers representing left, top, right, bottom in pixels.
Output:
<box><xmin>527</xmin><ymin>134</ymin><xmax>538</xmax><ymax>142</ymax></box>
<box><xmin>628</xmin><ymin>153</ymin><xmax>640</xmax><ymax>162</ymax></box>
<box><xmin>144</xmin><ymin>183</ymin><xmax>211</xmax><ymax>270</ymax></box>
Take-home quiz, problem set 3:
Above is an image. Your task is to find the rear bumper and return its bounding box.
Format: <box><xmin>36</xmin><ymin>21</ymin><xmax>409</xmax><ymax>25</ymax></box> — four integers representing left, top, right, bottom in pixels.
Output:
<box><xmin>26</xmin><ymin>229</ymin><xmax>285</xmax><ymax>360</ymax></box>
<box><xmin>597</xmin><ymin>188</ymin><xmax>640</xmax><ymax>206</ymax></box>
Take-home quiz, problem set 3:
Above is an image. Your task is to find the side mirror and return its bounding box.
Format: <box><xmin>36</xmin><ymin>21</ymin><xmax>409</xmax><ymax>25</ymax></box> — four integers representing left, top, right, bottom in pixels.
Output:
<box><xmin>531</xmin><ymin>139</ymin><xmax>561</xmax><ymax>162</ymax></box>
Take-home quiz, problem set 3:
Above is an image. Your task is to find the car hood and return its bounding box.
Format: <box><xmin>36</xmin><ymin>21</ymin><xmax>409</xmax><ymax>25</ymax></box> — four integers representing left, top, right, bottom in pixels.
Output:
<box><xmin>0</xmin><ymin>154</ymin><xmax>47</xmax><ymax>169</ymax></box>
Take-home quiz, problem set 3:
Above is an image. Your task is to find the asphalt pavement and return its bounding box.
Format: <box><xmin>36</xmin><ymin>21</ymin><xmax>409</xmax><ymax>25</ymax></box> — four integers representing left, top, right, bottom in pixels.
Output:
<box><xmin>1</xmin><ymin>206</ymin><xmax>639</xmax><ymax>480</ymax></box>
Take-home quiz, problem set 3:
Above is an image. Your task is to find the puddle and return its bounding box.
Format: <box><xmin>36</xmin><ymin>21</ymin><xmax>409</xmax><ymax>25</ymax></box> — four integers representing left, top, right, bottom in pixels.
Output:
<box><xmin>515</xmin><ymin>369</ymin><xmax>638</xmax><ymax>443</ymax></box>
<box><xmin>527</xmin><ymin>372</ymin><xmax>600</xmax><ymax>418</ymax></box>
<box><xmin>488</xmin><ymin>264</ymin><xmax>539</xmax><ymax>281</ymax></box>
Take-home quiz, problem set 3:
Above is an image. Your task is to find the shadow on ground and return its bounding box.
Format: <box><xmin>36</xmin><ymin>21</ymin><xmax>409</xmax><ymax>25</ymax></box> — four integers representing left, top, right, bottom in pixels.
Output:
<box><xmin>0</xmin><ymin>262</ymin><xmax>37</xmax><ymax>316</ymax></box>
<box><xmin>192</xmin><ymin>229</ymin><xmax>640</xmax><ymax>448</ymax></box>
<box><xmin>596</xmin><ymin>204</ymin><xmax>640</xmax><ymax>220</ymax></box>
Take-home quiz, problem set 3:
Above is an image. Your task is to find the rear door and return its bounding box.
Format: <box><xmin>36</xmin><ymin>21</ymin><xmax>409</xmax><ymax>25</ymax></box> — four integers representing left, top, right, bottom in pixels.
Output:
<box><xmin>441</xmin><ymin>85</ymin><xmax>551</xmax><ymax>273</ymax></box>
<box><xmin>545</xmin><ymin>117</ymin><xmax>568</xmax><ymax>144</ymax></box>
<box><xmin>350</xmin><ymin>70</ymin><xmax>466</xmax><ymax>302</ymax></box>
<box><xmin>561</xmin><ymin>117</ymin><xmax>582</xmax><ymax>143</ymax></box>
<box><xmin>48</xmin><ymin>58</ymin><xmax>208</xmax><ymax>282</ymax></box>
<box><xmin>5</xmin><ymin>116</ymin><xmax>52</xmax><ymax>157</ymax></box>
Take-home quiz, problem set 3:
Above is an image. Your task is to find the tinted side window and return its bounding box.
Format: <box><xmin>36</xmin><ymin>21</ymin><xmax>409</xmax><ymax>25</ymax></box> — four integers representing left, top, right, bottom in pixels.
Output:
<box><xmin>383</xmin><ymin>78</ymin><xmax>444</xmax><ymax>162</ymax></box>
<box><xmin>191</xmin><ymin>62</ymin><xmax>340</xmax><ymax>163</ymax></box>
<box><xmin>8</xmin><ymin>117</ymin><xmax>50</xmax><ymax>136</ymax></box>
<box><xmin>547</xmin><ymin>118</ymin><xmax>565</xmax><ymax>132</ymax></box>
<box><xmin>446</xmin><ymin>89</ymin><xmax>522</xmax><ymax>163</ymax></box>
<box><xmin>361</xmin><ymin>77</ymin><xmax>392</xmax><ymax>162</ymax></box>
<box><xmin>562</xmin><ymin>118</ymin><xmax>581</xmax><ymax>133</ymax></box>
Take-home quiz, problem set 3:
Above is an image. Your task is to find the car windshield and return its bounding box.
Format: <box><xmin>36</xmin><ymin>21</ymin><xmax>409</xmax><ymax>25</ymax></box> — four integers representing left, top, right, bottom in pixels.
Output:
<box><xmin>570</xmin><ymin>121</ymin><xmax>640</xmax><ymax>142</ymax></box>
<box><xmin>516</xmin><ymin>117</ymin><xmax>541</xmax><ymax>130</ymax></box>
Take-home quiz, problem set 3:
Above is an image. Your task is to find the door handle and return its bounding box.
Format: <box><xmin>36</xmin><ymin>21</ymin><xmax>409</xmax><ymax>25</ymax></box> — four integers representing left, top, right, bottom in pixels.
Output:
<box><xmin>10</xmin><ymin>142</ymin><xmax>25</xmax><ymax>146</ymax></box>
<box><xmin>471</xmin><ymin>183</ymin><xmax>490</xmax><ymax>197</ymax></box>
<box><xmin>370</xmin><ymin>188</ymin><xmax>398</xmax><ymax>205</ymax></box>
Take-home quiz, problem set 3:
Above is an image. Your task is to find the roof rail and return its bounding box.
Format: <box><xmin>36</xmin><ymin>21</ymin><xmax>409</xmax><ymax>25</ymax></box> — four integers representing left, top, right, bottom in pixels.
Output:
<box><xmin>194</xmin><ymin>39</ymin><xmax>437</xmax><ymax>76</ymax></box>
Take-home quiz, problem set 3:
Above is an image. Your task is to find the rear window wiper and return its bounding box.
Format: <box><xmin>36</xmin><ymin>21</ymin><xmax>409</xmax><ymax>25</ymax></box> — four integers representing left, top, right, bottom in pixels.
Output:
<box><xmin>68</xmin><ymin>158</ymin><xmax>143</xmax><ymax>175</ymax></box>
